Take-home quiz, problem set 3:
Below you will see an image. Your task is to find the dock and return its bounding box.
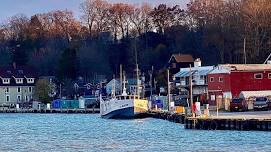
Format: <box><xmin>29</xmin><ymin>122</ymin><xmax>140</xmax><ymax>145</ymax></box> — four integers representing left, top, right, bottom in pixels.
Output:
<box><xmin>149</xmin><ymin>111</ymin><xmax>271</xmax><ymax>131</ymax></box>
<box><xmin>0</xmin><ymin>108</ymin><xmax>100</xmax><ymax>114</ymax></box>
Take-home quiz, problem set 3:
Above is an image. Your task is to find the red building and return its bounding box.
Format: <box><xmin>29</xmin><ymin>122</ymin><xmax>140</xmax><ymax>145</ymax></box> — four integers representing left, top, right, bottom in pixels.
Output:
<box><xmin>208</xmin><ymin>64</ymin><xmax>271</xmax><ymax>105</ymax></box>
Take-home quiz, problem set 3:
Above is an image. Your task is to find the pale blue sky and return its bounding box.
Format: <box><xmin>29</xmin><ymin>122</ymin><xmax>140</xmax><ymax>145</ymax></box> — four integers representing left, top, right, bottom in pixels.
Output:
<box><xmin>0</xmin><ymin>0</ymin><xmax>189</xmax><ymax>23</ymax></box>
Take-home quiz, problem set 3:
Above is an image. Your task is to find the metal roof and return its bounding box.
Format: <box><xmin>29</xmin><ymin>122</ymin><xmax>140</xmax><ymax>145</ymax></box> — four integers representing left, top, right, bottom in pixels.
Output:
<box><xmin>210</xmin><ymin>64</ymin><xmax>271</xmax><ymax>74</ymax></box>
<box><xmin>175</xmin><ymin>66</ymin><xmax>214</xmax><ymax>77</ymax></box>
<box><xmin>239</xmin><ymin>90</ymin><xmax>271</xmax><ymax>99</ymax></box>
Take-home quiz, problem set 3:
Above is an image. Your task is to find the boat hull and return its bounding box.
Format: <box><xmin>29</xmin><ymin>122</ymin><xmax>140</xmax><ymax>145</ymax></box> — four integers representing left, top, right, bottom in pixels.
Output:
<box><xmin>100</xmin><ymin>98</ymin><xmax>149</xmax><ymax>119</ymax></box>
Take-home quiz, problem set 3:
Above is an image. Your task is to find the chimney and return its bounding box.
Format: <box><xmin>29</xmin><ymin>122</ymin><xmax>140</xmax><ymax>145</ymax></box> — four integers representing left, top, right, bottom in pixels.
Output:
<box><xmin>194</xmin><ymin>58</ymin><xmax>201</xmax><ymax>67</ymax></box>
<box><xmin>13</xmin><ymin>62</ymin><xmax>16</xmax><ymax>69</ymax></box>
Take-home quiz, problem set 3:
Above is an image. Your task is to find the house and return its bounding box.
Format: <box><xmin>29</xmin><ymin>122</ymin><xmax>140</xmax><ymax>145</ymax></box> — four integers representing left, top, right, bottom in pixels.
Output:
<box><xmin>208</xmin><ymin>64</ymin><xmax>271</xmax><ymax>106</ymax></box>
<box><xmin>168</xmin><ymin>53</ymin><xmax>194</xmax><ymax>74</ymax></box>
<box><xmin>174</xmin><ymin>58</ymin><xmax>214</xmax><ymax>103</ymax></box>
<box><xmin>0</xmin><ymin>64</ymin><xmax>37</xmax><ymax>106</ymax></box>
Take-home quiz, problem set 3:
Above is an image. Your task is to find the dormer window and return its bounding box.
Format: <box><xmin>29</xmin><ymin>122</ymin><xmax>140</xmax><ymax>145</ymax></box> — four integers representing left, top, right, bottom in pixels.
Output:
<box><xmin>15</xmin><ymin>78</ymin><xmax>23</xmax><ymax>84</ymax></box>
<box><xmin>2</xmin><ymin>78</ymin><xmax>10</xmax><ymax>84</ymax></box>
<box><xmin>27</xmin><ymin>78</ymin><xmax>35</xmax><ymax>84</ymax></box>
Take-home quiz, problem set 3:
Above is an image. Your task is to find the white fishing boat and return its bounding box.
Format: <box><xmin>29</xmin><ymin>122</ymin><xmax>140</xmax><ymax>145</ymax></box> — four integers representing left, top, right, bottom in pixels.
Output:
<box><xmin>100</xmin><ymin>66</ymin><xmax>149</xmax><ymax>119</ymax></box>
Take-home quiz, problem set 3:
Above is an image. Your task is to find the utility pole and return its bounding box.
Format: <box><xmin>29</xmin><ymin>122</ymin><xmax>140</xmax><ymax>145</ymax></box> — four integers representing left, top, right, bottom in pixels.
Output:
<box><xmin>189</xmin><ymin>64</ymin><xmax>194</xmax><ymax>117</ymax></box>
<box><xmin>167</xmin><ymin>69</ymin><xmax>171</xmax><ymax>111</ymax></box>
<box><xmin>243</xmin><ymin>37</ymin><xmax>247</xmax><ymax>64</ymax></box>
<box><xmin>150</xmin><ymin>66</ymin><xmax>154</xmax><ymax>99</ymax></box>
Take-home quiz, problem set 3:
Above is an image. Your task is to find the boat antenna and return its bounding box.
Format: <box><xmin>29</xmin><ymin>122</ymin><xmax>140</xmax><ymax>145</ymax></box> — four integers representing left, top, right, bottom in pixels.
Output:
<box><xmin>134</xmin><ymin>36</ymin><xmax>140</xmax><ymax>98</ymax></box>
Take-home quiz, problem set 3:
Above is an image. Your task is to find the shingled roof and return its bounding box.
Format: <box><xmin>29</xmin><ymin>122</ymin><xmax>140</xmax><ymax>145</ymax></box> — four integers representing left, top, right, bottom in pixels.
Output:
<box><xmin>0</xmin><ymin>64</ymin><xmax>37</xmax><ymax>86</ymax></box>
<box><xmin>170</xmin><ymin>54</ymin><xmax>194</xmax><ymax>63</ymax></box>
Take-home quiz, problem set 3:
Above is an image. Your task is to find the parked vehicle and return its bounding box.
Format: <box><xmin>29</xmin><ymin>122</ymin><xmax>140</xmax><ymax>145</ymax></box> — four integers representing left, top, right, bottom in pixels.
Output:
<box><xmin>254</xmin><ymin>97</ymin><xmax>270</xmax><ymax>111</ymax></box>
<box><xmin>230</xmin><ymin>98</ymin><xmax>248</xmax><ymax>112</ymax></box>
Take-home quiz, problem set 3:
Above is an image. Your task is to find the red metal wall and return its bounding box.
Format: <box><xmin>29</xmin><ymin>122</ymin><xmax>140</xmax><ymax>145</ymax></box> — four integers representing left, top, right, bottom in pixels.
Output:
<box><xmin>230</xmin><ymin>71</ymin><xmax>271</xmax><ymax>97</ymax></box>
<box><xmin>208</xmin><ymin>73</ymin><xmax>231</xmax><ymax>92</ymax></box>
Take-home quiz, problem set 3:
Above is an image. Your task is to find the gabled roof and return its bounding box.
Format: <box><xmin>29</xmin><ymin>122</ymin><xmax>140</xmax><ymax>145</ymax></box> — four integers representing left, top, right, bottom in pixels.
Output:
<box><xmin>0</xmin><ymin>65</ymin><xmax>37</xmax><ymax>86</ymax></box>
<box><xmin>169</xmin><ymin>54</ymin><xmax>194</xmax><ymax>63</ymax></box>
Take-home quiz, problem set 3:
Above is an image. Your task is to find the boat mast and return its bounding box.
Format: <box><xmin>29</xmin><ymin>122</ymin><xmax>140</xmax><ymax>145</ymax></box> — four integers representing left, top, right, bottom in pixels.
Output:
<box><xmin>122</xmin><ymin>71</ymin><xmax>127</xmax><ymax>96</ymax></box>
<box><xmin>134</xmin><ymin>36</ymin><xmax>140</xmax><ymax>98</ymax></box>
<box><xmin>112</xmin><ymin>75</ymin><xmax>115</xmax><ymax>97</ymax></box>
<box><xmin>120</xmin><ymin>64</ymin><xmax>123</xmax><ymax>93</ymax></box>
<box><xmin>167</xmin><ymin>69</ymin><xmax>171</xmax><ymax>111</ymax></box>
<box><xmin>136</xmin><ymin>64</ymin><xmax>140</xmax><ymax>98</ymax></box>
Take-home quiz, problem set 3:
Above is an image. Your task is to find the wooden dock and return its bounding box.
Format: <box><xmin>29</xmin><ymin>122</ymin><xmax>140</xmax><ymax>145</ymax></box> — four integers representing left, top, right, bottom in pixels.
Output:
<box><xmin>149</xmin><ymin>111</ymin><xmax>271</xmax><ymax>131</ymax></box>
<box><xmin>0</xmin><ymin>108</ymin><xmax>100</xmax><ymax>114</ymax></box>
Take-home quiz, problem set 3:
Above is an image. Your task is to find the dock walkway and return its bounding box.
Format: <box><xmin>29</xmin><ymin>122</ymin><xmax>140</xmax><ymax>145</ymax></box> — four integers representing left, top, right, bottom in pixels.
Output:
<box><xmin>149</xmin><ymin>111</ymin><xmax>271</xmax><ymax>131</ymax></box>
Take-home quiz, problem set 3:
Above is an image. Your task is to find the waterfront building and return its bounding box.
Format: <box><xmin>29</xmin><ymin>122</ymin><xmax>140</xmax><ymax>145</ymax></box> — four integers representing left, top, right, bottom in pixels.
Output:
<box><xmin>106</xmin><ymin>78</ymin><xmax>143</xmax><ymax>96</ymax></box>
<box><xmin>168</xmin><ymin>53</ymin><xmax>194</xmax><ymax>75</ymax></box>
<box><xmin>208</xmin><ymin>64</ymin><xmax>271</xmax><ymax>107</ymax></box>
<box><xmin>0</xmin><ymin>64</ymin><xmax>37</xmax><ymax>107</ymax></box>
<box><xmin>174</xmin><ymin>58</ymin><xmax>214</xmax><ymax>103</ymax></box>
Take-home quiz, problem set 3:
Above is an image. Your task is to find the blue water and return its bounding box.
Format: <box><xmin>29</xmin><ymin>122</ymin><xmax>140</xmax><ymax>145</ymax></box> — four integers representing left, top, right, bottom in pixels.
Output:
<box><xmin>0</xmin><ymin>114</ymin><xmax>271</xmax><ymax>152</ymax></box>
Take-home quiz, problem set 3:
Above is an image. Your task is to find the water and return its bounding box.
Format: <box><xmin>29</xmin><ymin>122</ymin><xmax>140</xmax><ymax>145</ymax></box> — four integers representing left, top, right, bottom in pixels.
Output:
<box><xmin>0</xmin><ymin>114</ymin><xmax>270</xmax><ymax>152</ymax></box>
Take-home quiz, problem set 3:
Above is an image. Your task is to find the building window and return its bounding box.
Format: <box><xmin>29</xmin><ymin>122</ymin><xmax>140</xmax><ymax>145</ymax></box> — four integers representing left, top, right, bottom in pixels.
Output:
<box><xmin>29</xmin><ymin>87</ymin><xmax>32</xmax><ymax>92</ymax></box>
<box><xmin>268</xmin><ymin>73</ymin><xmax>271</xmax><ymax>79</ymax></box>
<box><xmin>172</xmin><ymin>63</ymin><xmax>176</xmax><ymax>68</ymax></box>
<box><xmin>5</xmin><ymin>87</ymin><xmax>9</xmax><ymax>93</ymax></box>
<box><xmin>18</xmin><ymin>87</ymin><xmax>21</xmax><ymax>93</ymax></box>
<box><xmin>16</xmin><ymin>78</ymin><xmax>23</xmax><ymax>84</ymax></box>
<box><xmin>254</xmin><ymin>73</ymin><xmax>263</xmax><ymax>79</ymax></box>
<box><xmin>17</xmin><ymin>95</ymin><xmax>21</xmax><ymax>102</ymax></box>
<box><xmin>27</xmin><ymin>78</ymin><xmax>34</xmax><ymax>84</ymax></box>
<box><xmin>219</xmin><ymin>77</ymin><xmax>223</xmax><ymax>82</ymax></box>
<box><xmin>25</xmin><ymin>96</ymin><xmax>28</xmax><ymax>102</ymax></box>
<box><xmin>2</xmin><ymin>78</ymin><xmax>10</xmax><ymax>84</ymax></box>
<box><xmin>210</xmin><ymin>77</ymin><xmax>214</xmax><ymax>82</ymax></box>
<box><xmin>6</xmin><ymin>95</ymin><xmax>9</xmax><ymax>102</ymax></box>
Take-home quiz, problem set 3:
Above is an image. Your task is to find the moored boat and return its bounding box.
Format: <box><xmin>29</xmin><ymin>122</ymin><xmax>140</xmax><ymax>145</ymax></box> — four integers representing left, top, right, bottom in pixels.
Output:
<box><xmin>100</xmin><ymin>67</ymin><xmax>149</xmax><ymax>119</ymax></box>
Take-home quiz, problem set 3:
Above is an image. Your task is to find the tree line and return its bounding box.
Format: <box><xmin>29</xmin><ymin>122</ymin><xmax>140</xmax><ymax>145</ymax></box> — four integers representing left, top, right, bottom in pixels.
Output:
<box><xmin>0</xmin><ymin>0</ymin><xmax>270</xmax><ymax>83</ymax></box>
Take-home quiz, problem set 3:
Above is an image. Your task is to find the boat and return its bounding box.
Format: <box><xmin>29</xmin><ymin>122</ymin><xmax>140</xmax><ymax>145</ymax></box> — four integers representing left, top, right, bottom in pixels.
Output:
<box><xmin>100</xmin><ymin>94</ymin><xmax>149</xmax><ymax>119</ymax></box>
<box><xmin>100</xmin><ymin>67</ymin><xmax>149</xmax><ymax>119</ymax></box>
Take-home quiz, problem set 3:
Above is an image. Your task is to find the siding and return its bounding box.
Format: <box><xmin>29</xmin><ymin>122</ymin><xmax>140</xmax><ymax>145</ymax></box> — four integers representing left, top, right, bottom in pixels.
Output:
<box><xmin>230</xmin><ymin>71</ymin><xmax>271</xmax><ymax>97</ymax></box>
<box><xmin>0</xmin><ymin>86</ymin><xmax>34</xmax><ymax>104</ymax></box>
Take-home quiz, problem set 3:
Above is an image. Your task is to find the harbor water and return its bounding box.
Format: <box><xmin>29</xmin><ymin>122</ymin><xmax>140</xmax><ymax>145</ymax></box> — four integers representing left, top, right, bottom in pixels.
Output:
<box><xmin>0</xmin><ymin>114</ymin><xmax>271</xmax><ymax>152</ymax></box>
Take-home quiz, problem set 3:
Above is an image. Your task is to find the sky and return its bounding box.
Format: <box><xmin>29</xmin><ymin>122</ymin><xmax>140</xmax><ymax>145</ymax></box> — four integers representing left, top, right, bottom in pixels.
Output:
<box><xmin>0</xmin><ymin>0</ymin><xmax>189</xmax><ymax>23</ymax></box>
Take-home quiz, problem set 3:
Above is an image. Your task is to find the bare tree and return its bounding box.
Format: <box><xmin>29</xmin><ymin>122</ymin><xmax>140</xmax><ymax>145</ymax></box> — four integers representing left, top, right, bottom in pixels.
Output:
<box><xmin>129</xmin><ymin>3</ymin><xmax>152</xmax><ymax>36</ymax></box>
